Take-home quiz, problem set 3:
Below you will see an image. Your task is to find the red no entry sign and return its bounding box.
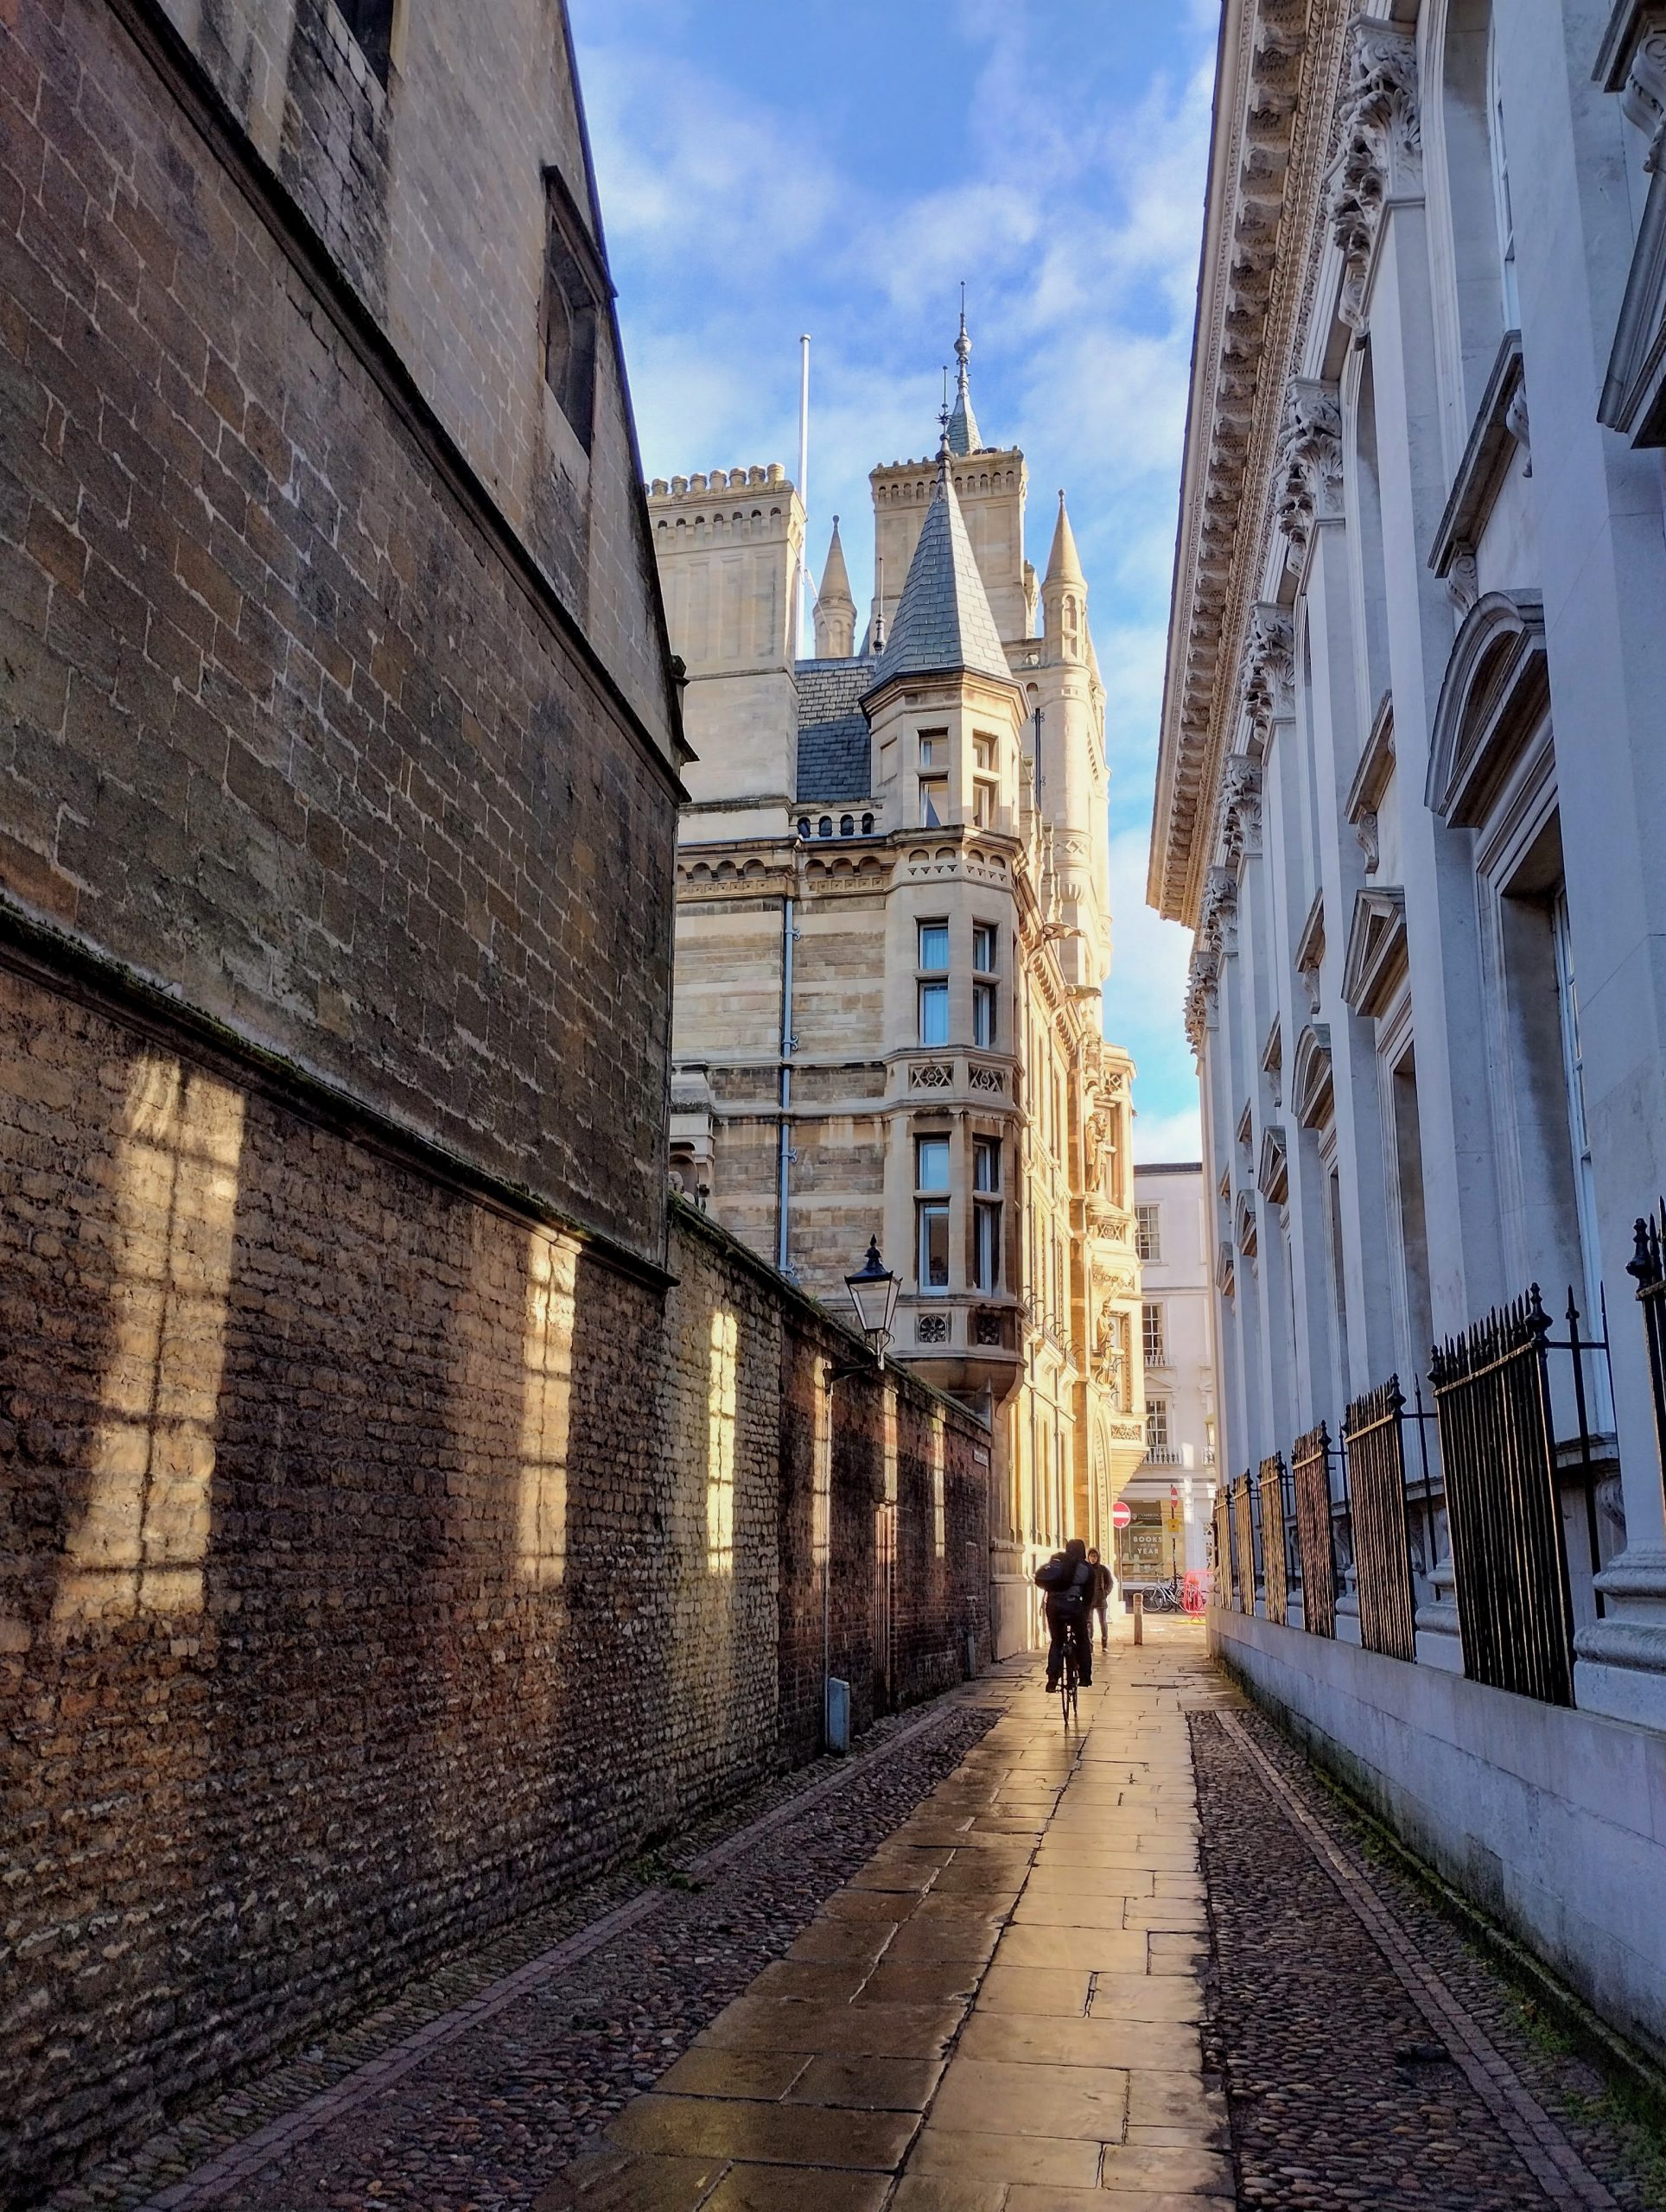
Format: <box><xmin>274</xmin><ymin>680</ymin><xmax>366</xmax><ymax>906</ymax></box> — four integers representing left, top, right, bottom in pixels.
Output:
<box><xmin>1111</xmin><ymin>1500</ymin><xmax>1133</xmax><ymax>1529</ymax></box>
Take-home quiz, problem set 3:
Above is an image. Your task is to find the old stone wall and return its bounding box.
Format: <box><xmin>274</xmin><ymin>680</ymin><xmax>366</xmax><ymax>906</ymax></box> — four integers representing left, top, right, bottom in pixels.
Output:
<box><xmin>0</xmin><ymin>0</ymin><xmax>677</xmax><ymax>1264</ymax></box>
<box><xmin>0</xmin><ymin>969</ymin><xmax>990</xmax><ymax>2199</ymax></box>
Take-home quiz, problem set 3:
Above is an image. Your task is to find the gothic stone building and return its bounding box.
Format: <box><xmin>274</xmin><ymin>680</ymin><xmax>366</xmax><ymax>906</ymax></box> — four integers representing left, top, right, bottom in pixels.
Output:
<box><xmin>652</xmin><ymin>333</ymin><xmax>1144</xmax><ymax>1656</ymax></box>
<box><xmin>1152</xmin><ymin>0</ymin><xmax>1666</xmax><ymax>2060</ymax></box>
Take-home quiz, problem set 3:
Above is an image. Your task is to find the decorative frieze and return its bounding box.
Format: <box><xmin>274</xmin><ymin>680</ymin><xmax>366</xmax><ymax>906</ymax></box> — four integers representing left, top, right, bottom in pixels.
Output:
<box><xmin>1275</xmin><ymin>378</ymin><xmax>1344</xmax><ymax>569</ymax></box>
<box><xmin>1327</xmin><ymin>18</ymin><xmax>1422</xmax><ymax>327</ymax></box>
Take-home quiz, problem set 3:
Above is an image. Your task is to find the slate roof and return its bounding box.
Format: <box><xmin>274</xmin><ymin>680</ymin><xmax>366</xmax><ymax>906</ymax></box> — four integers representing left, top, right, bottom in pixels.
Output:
<box><xmin>866</xmin><ymin>460</ymin><xmax>1011</xmax><ymax>692</ymax></box>
<box><xmin>795</xmin><ymin>658</ymin><xmax>874</xmax><ymax>804</ymax></box>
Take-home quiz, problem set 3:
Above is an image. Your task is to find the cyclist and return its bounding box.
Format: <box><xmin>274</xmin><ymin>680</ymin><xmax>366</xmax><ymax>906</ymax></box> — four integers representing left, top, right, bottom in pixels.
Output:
<box><xmin>1035</xmin><ymin>1536</ymin><xmax>1095</xmax><ymax>1693</ymax></box>
<box><xmin>1086</xmin><ymin>1546</ymin><xmax>1114</xmax><ymax>1652</ymax></box>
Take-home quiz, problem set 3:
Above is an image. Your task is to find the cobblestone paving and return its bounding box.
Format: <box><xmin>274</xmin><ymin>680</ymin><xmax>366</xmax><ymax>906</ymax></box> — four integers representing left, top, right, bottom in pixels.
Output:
<box><xmin>42</xmin><ymin>1632</ymin><xmax>1666</xmax><ymax>2212</ymax></box>
<box><xmin>40</xmin><ymin>1700</ymin><xmax>996</xmax><ymax>2212</ymax></box>
<box><xmin>1192</xmin><ymin>1698</ymin><xmax>1663</xmax><ymax>2211</ymax></box>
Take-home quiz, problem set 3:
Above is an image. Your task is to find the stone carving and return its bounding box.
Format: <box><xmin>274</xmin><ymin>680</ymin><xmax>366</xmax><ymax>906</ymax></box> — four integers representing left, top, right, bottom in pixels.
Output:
<box><xmin>1241</xmin><ymin>601</ymin><xmax>1295</xmax><ymax>741</ymax></box>
<box><xmin>1504</xmin><ymin>382</ymin><xmax>1533</xmax><ymax>478</ymax></box>
<box><xmin>1221</xmin><ymin>753</ymin><xmax>1263</xmax><ymax>858</ymax></box>
<box><xmin>1356</xmin><ymin>806</ymin><xmax>1380</xmax><ymax>875</ymax></box>
<box><xmin>910</xmin><ymin>1061</ymin><xmax>952</xmax><ymax>1090</ymax></box>
<box><xmin>916</xmin><ymin>1312</ymin><xmax>949</xmax><ymax>1344</ymax></box>
<box><xmin>1327</xmin><ymin>19</ymin><xmax>1422</xmax><ymax>327</ymax></box>
<box><xmin>1618</xmin><ymin>15</ymin><xmax>1666</xmax><ymax>171</ymax></box>
<box><xmin>1201</xmin><ymin>865</ymin><xmax>1240</xmax><ymax>957</ymax></box>
<box><xmin>968</xmin><ymin>1063</ymin><xmax>1006</xmax><ymax>1093</ymax></box>
<box><xmin>1445</xmin><ymin>542</ymin><xmax>1479</xmax><ymax>618</ymax></box>
<box><xmin>1092</xmin><ymin>1301</ymin><xmax>1127</xmax><ymax>1404</ymax></box>
<box><xmin>1274</xmin><ymin>379</ymin><xmax>1344</xmax><ymax>569</ymax></box>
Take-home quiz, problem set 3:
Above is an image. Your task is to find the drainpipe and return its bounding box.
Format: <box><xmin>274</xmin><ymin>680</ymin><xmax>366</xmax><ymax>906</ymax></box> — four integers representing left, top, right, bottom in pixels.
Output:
<box><xmin>778</xmin><ymin>887</ymin><xmax>797</xmax><ymax>1274</ymax></box>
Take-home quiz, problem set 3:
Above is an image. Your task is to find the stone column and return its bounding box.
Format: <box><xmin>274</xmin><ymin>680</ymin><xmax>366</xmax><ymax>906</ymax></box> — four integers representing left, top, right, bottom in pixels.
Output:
<box><xmin>1511</xmin><ymin>0</ymin><xmax>1666</xmax><ymax>1721</ymax></box>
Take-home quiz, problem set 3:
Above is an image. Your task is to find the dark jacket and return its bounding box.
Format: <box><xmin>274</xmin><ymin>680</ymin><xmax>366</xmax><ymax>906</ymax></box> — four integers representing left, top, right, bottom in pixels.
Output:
<box><xmin>1034</xmin><ymin>1552</ymin><xmax>1094</xmax><ymax>1617</ymax></box>
<box><xmin>1091</xmin><ymin>1561</ymin><xmax>1113</xmax><ymax>1606</ymax></box>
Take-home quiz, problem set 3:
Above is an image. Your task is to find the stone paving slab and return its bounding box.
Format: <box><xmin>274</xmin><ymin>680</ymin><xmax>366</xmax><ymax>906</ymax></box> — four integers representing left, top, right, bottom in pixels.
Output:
<box><xmin>538</xmin><ymin>1625</ymin><xmax>1230</xmax><ymax>2207</ymax></box>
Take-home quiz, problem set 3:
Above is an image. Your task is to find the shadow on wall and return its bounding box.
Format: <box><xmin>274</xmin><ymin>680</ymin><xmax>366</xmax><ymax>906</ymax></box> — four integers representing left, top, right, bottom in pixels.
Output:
<box><xmin>0</xmin><ymin>983</ymin><xmax>991</xmax><ymax>2200</ymax></box>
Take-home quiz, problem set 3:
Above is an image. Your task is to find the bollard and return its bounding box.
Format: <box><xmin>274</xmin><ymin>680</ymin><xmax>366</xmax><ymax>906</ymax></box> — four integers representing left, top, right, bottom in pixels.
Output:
<box><xmin>1133</xmin><ymin>1592</ymin><xmax>1144</xmax><ymax>1647</ymax></box>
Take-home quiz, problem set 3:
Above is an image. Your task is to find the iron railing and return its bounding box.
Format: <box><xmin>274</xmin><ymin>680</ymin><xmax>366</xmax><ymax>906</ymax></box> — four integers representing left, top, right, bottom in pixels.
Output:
<box><xmin>1430</xmin><ymin>1286</ymin><xmax>1575</xmax><ymax>1707</ymax></box>
<box><xmin>1230</xmin><ymin>1473</ymin><xmax>1254</xmax><ymax>1615</ymax></box>
<box><xmin>1260</xmin><ymin>1452</ymin><xmax>1289</xmax><ymax>1624</ymax></box>
<box><xmin>1341</xmin><ymin>1380</ymin><xmax>1417</xmax><ymax>1663</ymax></box>
<box><xmin>1291</xmin><ymin>1421</ymin><xmax>1336</xmax><ymax>1638</ymax></box>
<box><xmin>1630</xmin><ymin>1202</ymin><xmax>1666</xmax><ymax>1518</ymax></box>
<box><xmin>1212</xmin><ymin>1485</ymin><xmax>1231</xmax><ymax>1603</ymax></box>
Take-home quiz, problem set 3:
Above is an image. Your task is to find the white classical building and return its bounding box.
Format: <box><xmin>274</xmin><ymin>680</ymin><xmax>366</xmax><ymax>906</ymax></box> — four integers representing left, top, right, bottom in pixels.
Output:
<box><xmin>1150</xmin><ymin>0</ymin><xmax>1666</xmax><ymax>2058</ymax></box>
<box><xmin>1119</xmin><ymin>1164</ymin><xmax>1217</xmax><ymax>1591</ymax></box>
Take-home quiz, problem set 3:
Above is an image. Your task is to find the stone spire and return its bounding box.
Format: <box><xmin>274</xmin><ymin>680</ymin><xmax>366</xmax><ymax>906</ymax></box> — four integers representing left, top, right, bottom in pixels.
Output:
<box><xmin>812</xmin><ymin>516</ymin><xmax>856</xmax><ymax>658</ymax></box>
<box><xmin>1043</xmin><ymin>489</ymin><xmax>1088</xmax><ymax>662</ymax></box>
<box><xmin>944</xmin><ymin>296</ymin><xmax>982</xmax><ymax>457</ymax></box>
<box><xmin>1044</xmin><ymin>489</ymin><xmax>1084</xmax><ymax>587</ymax></box>
<box><xmin>866</xmin><ymin>439</ymin><xmax>1010</xmax><ymax>691</ymax></box>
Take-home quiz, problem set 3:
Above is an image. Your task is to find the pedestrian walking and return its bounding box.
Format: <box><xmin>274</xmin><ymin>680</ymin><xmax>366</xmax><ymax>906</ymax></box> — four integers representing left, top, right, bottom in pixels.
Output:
<box><xmin>1087</xmin><ymin>1545</ymin><xmax>1113</xmax><ymax>1651</ymax></box>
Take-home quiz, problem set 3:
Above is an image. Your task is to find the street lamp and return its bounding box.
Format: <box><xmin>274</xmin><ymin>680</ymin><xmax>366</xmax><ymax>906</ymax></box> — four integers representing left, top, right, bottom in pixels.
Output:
<box><xmin>843</xmin><ymin>1237</ymin><xmax>900</xmax><ymax>1367</ymax></box>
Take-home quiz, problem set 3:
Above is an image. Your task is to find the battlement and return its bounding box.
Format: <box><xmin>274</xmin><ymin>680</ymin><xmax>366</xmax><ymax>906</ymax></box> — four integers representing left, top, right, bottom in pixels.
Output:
<box><xmin>648</xmin><ymin>464</ymin><xmax>793</xmax><ymax>499</ymax></box>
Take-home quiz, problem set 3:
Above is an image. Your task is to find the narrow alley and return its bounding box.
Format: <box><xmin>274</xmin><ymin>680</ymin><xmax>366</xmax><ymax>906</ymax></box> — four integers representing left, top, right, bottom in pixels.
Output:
<box><xmin>40</xmin><ymin>1624</ymin><xmax>1662</xmax><ymax>2212</ymax></box>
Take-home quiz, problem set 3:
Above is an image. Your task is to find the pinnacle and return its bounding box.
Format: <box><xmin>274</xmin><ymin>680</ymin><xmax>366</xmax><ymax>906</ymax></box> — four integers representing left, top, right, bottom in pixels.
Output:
<box><xmin>1045</xmin><ymin>489</ymin><xmax>1086</xmax><ymax>588</ymax></box>
<box><xmin>817</xmin><ymin>516</ymin><xmax>855</xmax><ymax>609</ymax></box>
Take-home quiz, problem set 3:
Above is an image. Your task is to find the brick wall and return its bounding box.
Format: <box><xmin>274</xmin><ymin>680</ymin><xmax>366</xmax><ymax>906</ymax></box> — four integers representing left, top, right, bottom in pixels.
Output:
<box><xmin>0</xmin><ymin>969</ymin><xmax>990</xmax><ymax>2197</ymax></box>
<box><xmin>0</xmin><ymin>0</ymin><xmax>677</xmax><ymax>1262</ymax></box>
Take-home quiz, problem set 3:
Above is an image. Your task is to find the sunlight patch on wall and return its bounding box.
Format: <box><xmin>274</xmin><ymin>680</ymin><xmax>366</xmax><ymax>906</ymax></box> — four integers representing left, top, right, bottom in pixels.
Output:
<box><xmin>932</xmin><ymin>1409</ymin><xmax>946</xmax><ymax>1561</ymax></box>
<box><xmin>518</xmin><ymin>1231</ymin><xmax>575</xmax><ymax>1587</ymax></box>
<box><xmin>54</xmin><ymin>1056</ymin><xmax>245</xmax><ymax>1625</ymax></box>
<box><xmin>882</xmin><ymin>1385</ymin><xmax>899</xmax><ymax>1506</ymax></box>
<box><xmin>812</xmin><ymin>1356</ymin><xmax>831</xmax><ymax>1571</ymax></box>
<box><xmin>706</xmin><ymin>1306</ymin><xmax>737</xmax><ymax>1574</ymax></box>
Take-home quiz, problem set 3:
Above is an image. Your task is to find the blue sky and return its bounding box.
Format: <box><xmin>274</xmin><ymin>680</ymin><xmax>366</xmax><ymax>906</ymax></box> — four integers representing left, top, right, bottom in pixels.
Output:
<box><xmin>568</xmin><ymin>0</ymin><xmax>1218</xmax><ymax>1162</ymax></box>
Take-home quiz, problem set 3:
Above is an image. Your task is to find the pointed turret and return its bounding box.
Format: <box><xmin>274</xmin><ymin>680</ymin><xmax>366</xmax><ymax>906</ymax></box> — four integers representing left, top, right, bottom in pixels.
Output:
<box><xmin>866</xmin><ymin>442</ymin><xmax>1010</xmax><ymax>694</ymax></box>
<box><xmin>1044</xmin><ymin>489</ymin><xmax>1088</xmax><ymax>662</ymax></box>
<box><xmin>944</xmin><ymin>303</ymin><xmax>982</xmax><ymax>457</ymax></box>
<box><xmin>812</xmin><ymin>516</ymin><xmax>857</xmax><ymax>659</ymax></box>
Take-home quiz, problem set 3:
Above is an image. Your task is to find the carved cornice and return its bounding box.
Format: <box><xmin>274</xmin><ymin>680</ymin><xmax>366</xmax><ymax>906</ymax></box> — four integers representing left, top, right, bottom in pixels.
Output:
<box><xmin>1326</xmin><ymin>18</ymin><xmax>1422</xmax><ymax>329</ymax></box>
<box><xmin>1150</xmin><ymin>0</ymin><xmax>1354</xmax><ymax>925</ymax></box>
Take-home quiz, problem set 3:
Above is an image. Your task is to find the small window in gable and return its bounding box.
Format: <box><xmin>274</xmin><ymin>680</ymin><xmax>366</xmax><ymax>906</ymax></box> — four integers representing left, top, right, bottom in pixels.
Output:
<box><xmin>337</xmin><ymin>0</ymin><xmax>395</xmax><ymax>85</ymax></box>
<box><xmin>544</xmin><ymin>180</ymin><xmax>601</xmax><ymax>450</ymax></box>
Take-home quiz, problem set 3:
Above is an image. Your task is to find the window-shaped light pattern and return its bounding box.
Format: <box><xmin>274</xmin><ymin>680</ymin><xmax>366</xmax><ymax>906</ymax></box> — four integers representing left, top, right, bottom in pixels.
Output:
<box><xmin>518</xmin><ymin>1231</ymin><xmax>576</xmax><ymax>1586</ymax></box>
<box><xmin>55</xmin><ymin>1057</ymin><xmax>244</xmax><ymax>1624</ymax></box>
<box><xmin>931</xmin><ymin>1412</ymin><xmax>946</xmax><ymax>1561</ymax></box>
<box><xmin>813</xmin><ymin>1357</ymin><xmax>831</xmax><ymax>1570</ymax></box>
<box><xmin>707</xmin><ymin>1306</ymin><xmax>737</xmax><ymax>1574</ymax></box>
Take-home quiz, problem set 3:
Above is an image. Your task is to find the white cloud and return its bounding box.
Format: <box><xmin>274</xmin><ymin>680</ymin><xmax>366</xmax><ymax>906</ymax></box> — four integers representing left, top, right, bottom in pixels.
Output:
<box><xmin>1133</xmin><ymin>1105</ymin><xmax>1204</xmax><ymax>1165</ymax></box>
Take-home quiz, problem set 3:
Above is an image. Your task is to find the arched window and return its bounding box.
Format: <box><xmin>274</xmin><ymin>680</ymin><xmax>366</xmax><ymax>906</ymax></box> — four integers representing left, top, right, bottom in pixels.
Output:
<box><xmin>862</xmin><ymin>811</ymin><xmax>874</xmax><ymax>835</ymax></box>
<box><xmin>797</xmin><ymin>817</ymin><xmax>811</xmax><ymax>839</ymax></box>
<box><xmin>839</xmin><ymin>813</ymin><xmax>854</xmax><ymax>837</ymax></box>
<box><xmin>818</xmin><ymin>816</ymin><xmax>832</xmax><ymax>838</ymax></box>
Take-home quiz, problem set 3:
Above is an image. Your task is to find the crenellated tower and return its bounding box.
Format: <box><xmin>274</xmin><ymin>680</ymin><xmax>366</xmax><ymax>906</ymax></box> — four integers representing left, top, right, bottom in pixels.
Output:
<box><xmin>650</xmin><ymin>314</ymin><xmax>1144</xmax><ymax>1659</ymax></box>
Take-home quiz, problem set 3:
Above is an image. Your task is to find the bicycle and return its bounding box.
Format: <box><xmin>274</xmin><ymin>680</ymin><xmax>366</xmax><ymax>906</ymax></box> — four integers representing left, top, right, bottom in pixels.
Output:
<box><xmin>1142</xmin><ymin>1577</ymin><xmax>1184</xmax><ymax>1614</ymax></box>
<box><xmin>1059</xmin><ymin>1637</ymin><xmax>1080</xmax><ymax>1731</ymax></box>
